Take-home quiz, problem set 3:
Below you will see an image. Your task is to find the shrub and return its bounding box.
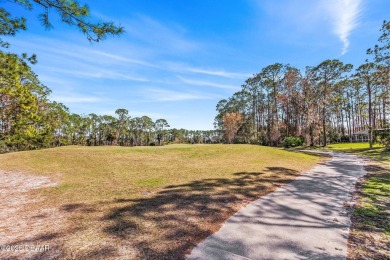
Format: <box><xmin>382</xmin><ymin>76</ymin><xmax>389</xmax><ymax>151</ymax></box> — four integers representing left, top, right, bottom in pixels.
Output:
<box><xmin>380</xmin><ymin>136</ymin><xmax>390</xmax><ymax>151</ymax></box>
<box><xmin>375</xmin><ymin>129</ymin><xmax>390</xmax><ymax>150</ymax></box>
<box><xmin>340</xmin><ymin>135</ymin><xmax>350</xmax><ymax>142</ymax></box>
<box><xmin>0</xmin><ymin>140</ymin><xmax>9</xmax><ymax>153</ymax></box>
<box><xmin>283</xmin><ymin>136</ymin><xmax>303</xmax><ymax>148</ymax></box>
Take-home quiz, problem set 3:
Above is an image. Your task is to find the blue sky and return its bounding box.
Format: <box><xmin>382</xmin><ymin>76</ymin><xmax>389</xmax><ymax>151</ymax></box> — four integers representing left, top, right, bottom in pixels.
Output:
<box><xmin>4</xmin><ymin>0</ymin><xmax>390</xmax><ymax>130</ymax></box>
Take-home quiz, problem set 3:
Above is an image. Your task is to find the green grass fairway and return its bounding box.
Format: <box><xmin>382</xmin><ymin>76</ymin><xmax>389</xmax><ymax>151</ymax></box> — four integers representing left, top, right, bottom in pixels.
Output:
<box><xmin>327</xmin><ymin>142</ymin><xmax>389</xmax><ymax>162</ymax></box>
<box><xmin>0</xmin><ymin>144</ymin><xmax>321</xmax><ymax>259</ymax></box>
<box><xmin>327</xmin><ymin>142</ymin><xmax>388</xmax><ymax>160</ymax></box>
<box><xmin>327</xmin><ymin>142</ymin><xmax>383</xmax><ymax>149</ymax></box>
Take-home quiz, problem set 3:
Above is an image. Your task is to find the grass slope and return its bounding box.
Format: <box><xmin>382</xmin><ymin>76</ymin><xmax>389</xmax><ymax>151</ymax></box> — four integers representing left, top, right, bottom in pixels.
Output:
<box><xmin>326</xmin><ymin>143</ymin><xmax>390</xmax><ymax>259</ymax></box>
<box><xmin>0</xmin><ymin>144</ymin><xmax>320</xmax><ymax>259</ymax></box>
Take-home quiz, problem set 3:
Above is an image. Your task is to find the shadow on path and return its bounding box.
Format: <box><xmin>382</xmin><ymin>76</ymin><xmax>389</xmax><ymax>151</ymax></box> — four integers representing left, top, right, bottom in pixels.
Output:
<box><xmin>188</xmin><ymin>153</ymin><xmax>366</xmax><ymax>259</ymax></box>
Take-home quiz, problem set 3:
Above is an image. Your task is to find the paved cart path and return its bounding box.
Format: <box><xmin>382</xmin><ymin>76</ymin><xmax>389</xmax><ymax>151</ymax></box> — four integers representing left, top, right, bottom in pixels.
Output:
<box><xmin>187</xmin><ymin>152</ymin><xmax>366</xmax><ymax>260</ymax></box>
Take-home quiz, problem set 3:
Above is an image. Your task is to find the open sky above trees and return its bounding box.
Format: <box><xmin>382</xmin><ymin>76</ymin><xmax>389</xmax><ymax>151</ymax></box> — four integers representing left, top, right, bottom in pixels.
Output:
<box><xmin>3</xmin><ymin>0</ymin><xmax>390</xmax><ymax>130</ymax></box>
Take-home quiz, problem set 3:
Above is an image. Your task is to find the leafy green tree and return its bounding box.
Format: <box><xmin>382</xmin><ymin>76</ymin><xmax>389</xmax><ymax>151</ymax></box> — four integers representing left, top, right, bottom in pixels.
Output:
<box><xmin>154</xmin><ymin>119</ymin><xmax>170</xmax><ymax>146</ymax></box>
<box><xmin>42</xmin><ymin>102</ymin><xmax>70</xmax><ymax>147</ymax></box>
<box><xmin>88</xmin><ymin>113</ymin><xmax>101</xmax><ymax>146</ymax></box>
<box><xmin>140</xmin><ymin>116</ymin><xmax>154</xmax><ymax>145</ymax></box>
<box><xmin>1</xmin><ymin>0</ymin><xmax>124</xmax><ymax>47</ymax></box>
<box><xmin>101</xmin><ymin>115</ymin><xmax>116</xmax><ymax>145</ymax></box>
<box><xmin>0</xmin><ymin>51</ymin><xmax>51</xmax><ymax>150</ymax></box>
<box><xmin>115</xmin><ymin>108</ymin><xmax>129</xmax><ymax>146</ymax></box>
<box><xmin>68</xmin><ymin>113</ymin><xmax>88</xmax><ymax>145</ymax></box>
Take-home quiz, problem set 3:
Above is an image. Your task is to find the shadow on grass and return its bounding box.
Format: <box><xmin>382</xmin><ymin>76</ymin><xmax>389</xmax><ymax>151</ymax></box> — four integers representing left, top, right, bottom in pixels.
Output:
<box><xmin>284</xmin><ymin>148</ymin><xmax>333</xmax><ymax>160</ymax></box>
<box><xmin>7</xmin><ymin>148</ymin><xmax>369</xmax><ymax>259</ymax></box>
<box><xmin>2</xmin><ymin>167</ymin><xmax>302</xmax><ymax>260</ymax></box>
<box><xmin>315</xmin><ymin>144</ymin><xmax>388</xmax><ymax>161</ymax></box>
<box><xmin>354</xmin><ymin>148</ymin><xmax>390</xmax><ymax>161</ymax></box>
<box><xmin>100</xmin><ymin>167</ymin><xmax>300</xmax><ymax>259</ymax></box>
<box><xmin>9</xmin><ymin>163</ymin><xmax>345</xmax><ymax>259</ymax></box>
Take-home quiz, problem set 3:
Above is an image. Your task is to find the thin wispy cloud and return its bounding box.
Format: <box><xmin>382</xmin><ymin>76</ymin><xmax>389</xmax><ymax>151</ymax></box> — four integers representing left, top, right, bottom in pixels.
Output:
<box><xmin>90</xmin><ymin>50</ymin><xmax>160</xmax><ymax>68</ymax></box>
<box><xmin>124</xmin><ymin>15</ymin><xmax>199</xmax><ymax>54</ymax></box>
<box><xmin>256</xmin><ymin>0</ymin><xmax>363</xmax><ymax>55</ymax></box>
<box><xmin>178</xmin><ymin>76</ymin><xmax>238</xmax><ymax>90</ymax></box>
<box><xmin>325</xmin><ymin>0</ymin><xmax>363</xmax><ymax>55</ymax></box>
<box><xmin>143</xmin><ymin>88</ymin><xmax>219</xmax><ymax>102</ymax></box>
<box><xmin>10</xmin><ymin>37</ymin><xmax>157</xmax><ymax>69</ymax></box>
<box><xmin>185</xmin><ymin>67</ymin><xmax>251</xmax><ymax>79</ymax></box>
<box><xmin>41</xmin><ymin>66</ymin><xmax>150</xmax><ymax>82</ymax></box>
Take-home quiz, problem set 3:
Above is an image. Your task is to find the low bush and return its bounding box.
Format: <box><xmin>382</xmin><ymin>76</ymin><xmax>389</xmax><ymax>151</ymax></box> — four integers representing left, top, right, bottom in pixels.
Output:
<box><xmin>0</xmin><ymin>140</ymin><xmax>8</xmax><ymax>153</ymax></box>
<box><xmin>376</xmin><ymin>129</ymin><xmax>390</xmax><ymax>150</ymax></box>
<box><xmin>283</xmin><ymin>136</ymin><xmax>303</xmax><ymax>148</ymax></box>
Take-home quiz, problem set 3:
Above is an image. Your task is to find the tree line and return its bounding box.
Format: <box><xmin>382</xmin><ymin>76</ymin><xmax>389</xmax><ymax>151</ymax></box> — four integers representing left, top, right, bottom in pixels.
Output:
<box><xmin>0</xmin><ymin>53</ymin><xmax>220</xmax><ymax>153</ymax></box>
<box><xmin>216</xmin><ymin>21</ymin><xmax>390</xmax><ymax>149</ymax></box>
<box><xmin>53</xmin><ymin>110</ymin><xmax>220</xmax><ymax>147</ymax></box>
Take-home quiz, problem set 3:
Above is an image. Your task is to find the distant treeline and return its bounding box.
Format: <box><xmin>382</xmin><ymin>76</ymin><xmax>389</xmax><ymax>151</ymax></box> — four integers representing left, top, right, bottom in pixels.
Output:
<box><xmin>47</xmin><ymin>111</ymin><xmax>221</xmax><ymax>147</ymax></box>
<box><xmin>215</xmin><ymin>21</ymin><xmax>390</xmax><ymax>148</ymax></box>
<box><xmin>0</xmin><ymin>51</ymin><xmax>221</xmax><ymax>153</ymax></box>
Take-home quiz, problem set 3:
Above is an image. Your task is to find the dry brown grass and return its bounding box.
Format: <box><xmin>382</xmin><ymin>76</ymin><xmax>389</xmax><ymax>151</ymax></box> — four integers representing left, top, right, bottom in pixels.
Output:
<box><xmin>0</xmin><ymin>144</ymin><xmax>322</xmax><ymax>259</ymax></box>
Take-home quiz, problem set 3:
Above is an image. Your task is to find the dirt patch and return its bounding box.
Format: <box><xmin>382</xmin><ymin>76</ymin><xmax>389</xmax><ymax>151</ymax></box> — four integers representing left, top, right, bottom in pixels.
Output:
<box><xmin>0</xmin><ymin>171</ymin><xmax>65</xmax><ymax>259</ymax></box>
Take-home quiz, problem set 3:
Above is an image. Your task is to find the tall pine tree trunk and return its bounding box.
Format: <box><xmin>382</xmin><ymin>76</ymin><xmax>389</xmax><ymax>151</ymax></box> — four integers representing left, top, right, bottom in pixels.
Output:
<box><xmin>368</xmin><ymin>81</ymin><xmax>373</xmax><ymax>148</ymax></box>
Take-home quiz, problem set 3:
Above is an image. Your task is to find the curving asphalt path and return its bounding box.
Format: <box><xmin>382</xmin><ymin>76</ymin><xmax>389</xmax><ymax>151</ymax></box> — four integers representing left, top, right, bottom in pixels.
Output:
<box><xmin>187</xmin><ymin>152</ymin><xmax>366</xmax><ymax>260</ymax></box>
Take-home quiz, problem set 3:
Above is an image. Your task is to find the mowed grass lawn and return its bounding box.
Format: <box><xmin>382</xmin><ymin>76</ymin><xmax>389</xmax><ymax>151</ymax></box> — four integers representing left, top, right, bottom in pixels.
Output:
<box><xmin>327</xmin><ymin>142</ymin><xmax>388</xmax><ymax>160</ymax></box>
<box><xmin>326</xmin><ymin>143</ymin><xmax>390</xmax><ymax>259</ymax></box>
<box><xmin>0</xmin><ymin>144</ymin><xmax>321</xmax><ymax>259</ymax></box>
